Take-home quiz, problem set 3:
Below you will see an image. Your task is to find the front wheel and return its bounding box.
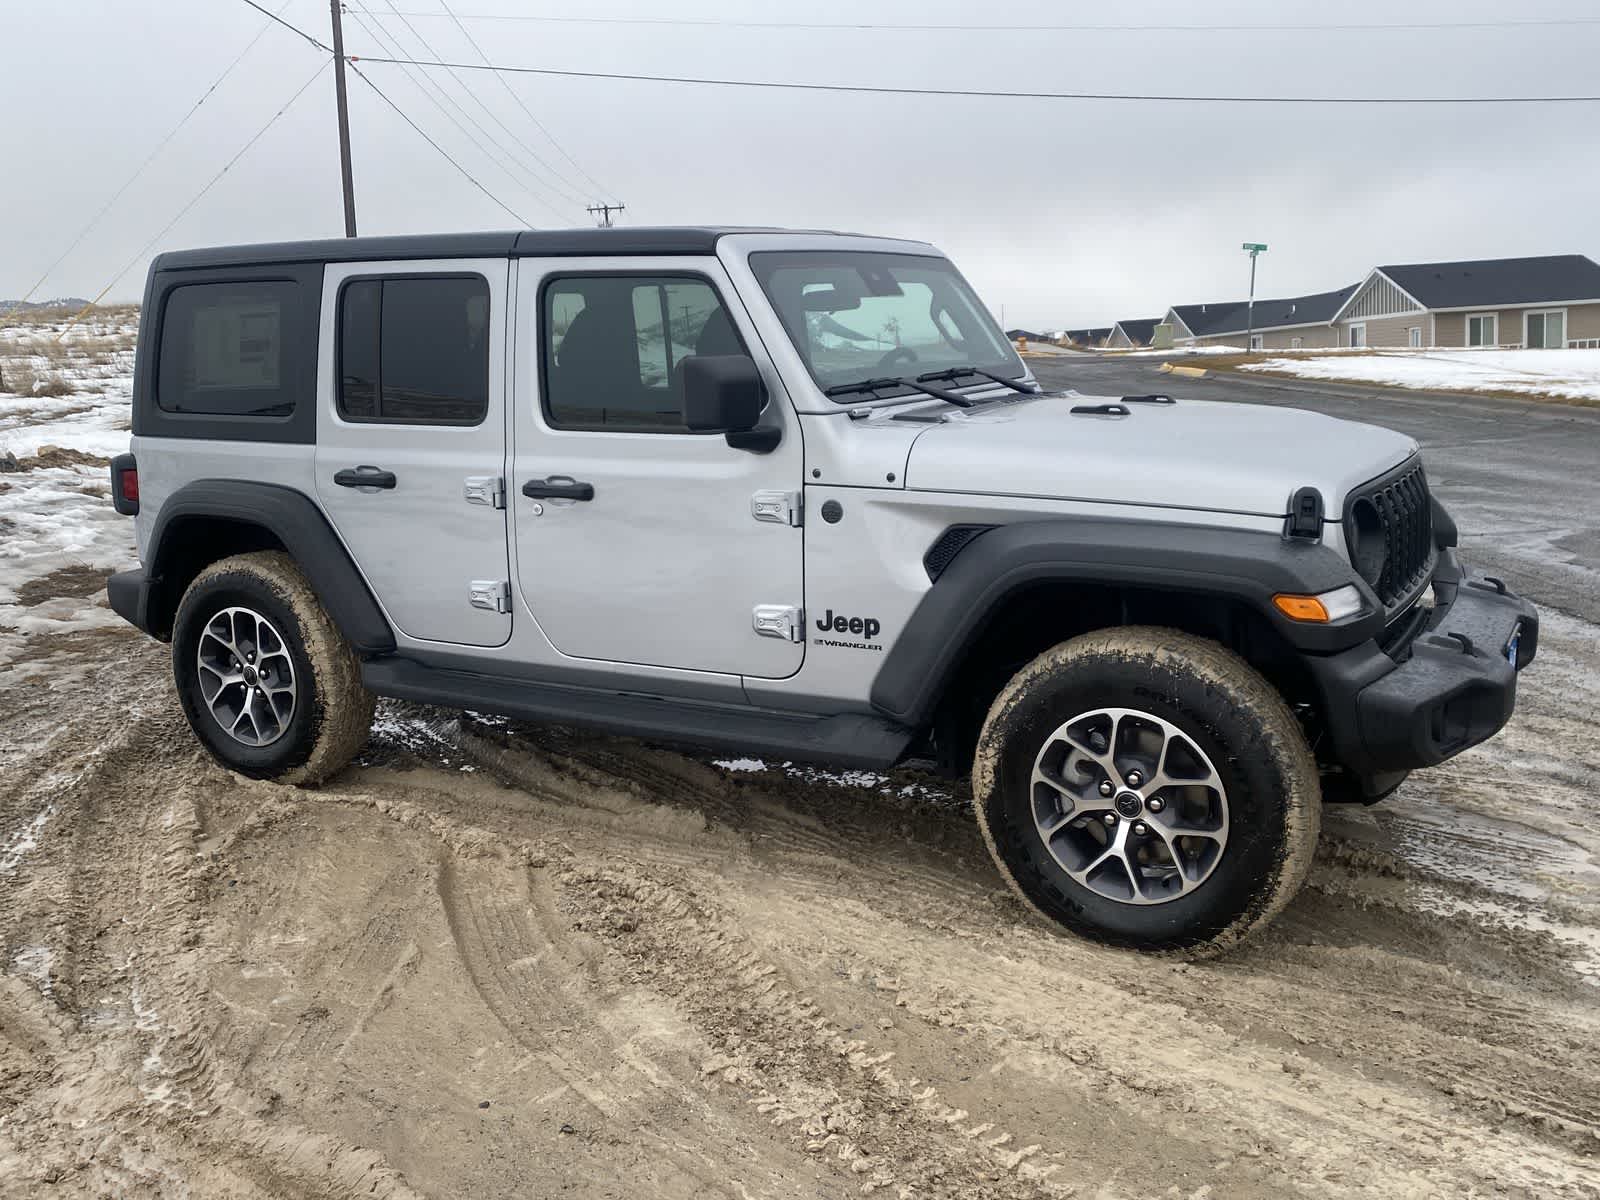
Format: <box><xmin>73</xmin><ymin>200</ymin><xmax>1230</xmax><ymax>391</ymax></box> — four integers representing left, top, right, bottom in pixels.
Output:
<box><xmin>172</xmin><ymin>551</ymin><xmax>374</xmax><ymax>785</ymax></box>
<box><xmin>972</xmin><ymin>627</ymin><xmax>1320</xmax><ymax>954</ymax></box>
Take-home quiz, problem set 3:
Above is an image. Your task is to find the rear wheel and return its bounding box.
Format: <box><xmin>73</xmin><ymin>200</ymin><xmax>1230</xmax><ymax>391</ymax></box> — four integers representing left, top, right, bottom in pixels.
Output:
<box><xmin>172</xmin><ymin>551</ymin><xmax>374</xmax><ymax>785</ymax></box>
<box><xmin>972</xmin><ymin>626</ymin><xmax>1320</xmax><ymax>954</ymax></box>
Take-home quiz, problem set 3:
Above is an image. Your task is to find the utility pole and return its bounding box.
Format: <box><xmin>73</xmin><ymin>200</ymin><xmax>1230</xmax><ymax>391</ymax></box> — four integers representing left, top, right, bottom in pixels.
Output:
<box><xmin>330</xmin><ymin>0</ymin><xmax>358</xmax><ymax>237</ymax></box>
<box><xmin>587</xmin><ymin>203</ymin><xmax>625</xmax><ymax>228</ymax></box>
<box><xmin>1242</xmin><ymin>242</ymin><xmax>1267</xmax><ymax>351</ymax></box>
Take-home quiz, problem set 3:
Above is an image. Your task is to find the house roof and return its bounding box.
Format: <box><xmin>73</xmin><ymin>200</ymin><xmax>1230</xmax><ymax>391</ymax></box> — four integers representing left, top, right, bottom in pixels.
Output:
<box><xmin>1170</xmin><ymin>284</ymin><xmax>1358</xmax><ymax>337</ymax></box>
<box><xmin>1376</xmin><ymin>254</ymin><xmax>1600</xmax><ymax>309</ymax></box>
<box><xmin>1063</xmin><ymin>326</ymin><xmax>1112</xmax><ymax>343</ymax></box>
<box><xmin>1111</xmin><ymin>317</ymin><xmax>1161</xmax><ymax>344</ymax></box>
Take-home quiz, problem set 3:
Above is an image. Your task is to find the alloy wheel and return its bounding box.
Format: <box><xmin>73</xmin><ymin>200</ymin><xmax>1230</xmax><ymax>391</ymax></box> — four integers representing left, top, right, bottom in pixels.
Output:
<box><xmin>1029</xmin><ymin>707</ymin><xmax>1229</xmax><ymax>904</ymax></box>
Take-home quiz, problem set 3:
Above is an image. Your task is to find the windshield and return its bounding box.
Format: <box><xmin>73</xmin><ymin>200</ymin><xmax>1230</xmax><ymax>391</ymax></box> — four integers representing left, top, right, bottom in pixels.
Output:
<box><xmin>748</xmin><ymin>251</ymin><xmax>1024</xmax><ymax>398</ymax></box>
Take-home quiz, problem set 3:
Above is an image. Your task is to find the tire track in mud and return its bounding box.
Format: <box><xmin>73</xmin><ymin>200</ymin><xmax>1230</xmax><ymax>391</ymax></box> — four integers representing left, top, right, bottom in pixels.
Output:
<box><xmin>5</xmin><ymin>601</ymin><xmax>1600</xmax><ymax>1196</ymax></box>
<box><xmin>0</xmin><ymin>641</ymin><xmax>434</xmax><ymax>1198</ymax></box>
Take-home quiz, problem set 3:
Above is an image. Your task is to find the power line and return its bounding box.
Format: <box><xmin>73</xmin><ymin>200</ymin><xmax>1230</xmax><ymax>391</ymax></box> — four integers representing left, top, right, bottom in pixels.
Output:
<box><xmin>3</xmin><ymin>0</ymin><xmax>293</xmax><ymax>318</ymax></box>
<box><xmin>349</xmin><ymin>55</ymin><xmax>1600</xmax><ymax>105</ymax></box>
<box><xmin>60</xmin><ymin>59</ymin><xmax>331</xmax><ymax>338</ymax></box>
<box><xmin>347</xmin><ymin>62</ymin><xmax>532</xmax><ymax>226</ymax></box>
<box><xmin>346</xmin><ymin>10</ymin><xmax>1600</xmax><ymax>34</ymax></box>
<box><xmin>438</xmin><ymin>0</ymin><xmax>616</xmax><ymax>202</ymax></box>
<box><xmin>239</xmin><ymin>0</ymin><xmax>331</xmax><ymax>51</ymax></box>
<box><xmin>343</xmin><ymin>5</ymin><xmax>576</xmax><ymax>220</ymax></box>
<box><xmin>374</xmin><ymin>0</ymin><xmax>595</xmax><ymax>206</ymax></box>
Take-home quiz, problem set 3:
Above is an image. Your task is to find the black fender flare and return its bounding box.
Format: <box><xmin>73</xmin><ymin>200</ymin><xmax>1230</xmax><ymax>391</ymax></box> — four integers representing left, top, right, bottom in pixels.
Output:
<box><xmin>143</xmin><ymin>479</ymin><xmax>395</xmax><ymax>656</ymax></box>
<box><xmin>868</xmin><ymin>518</ymin><xmax>1377</xmax><ymax>727</ymax></box>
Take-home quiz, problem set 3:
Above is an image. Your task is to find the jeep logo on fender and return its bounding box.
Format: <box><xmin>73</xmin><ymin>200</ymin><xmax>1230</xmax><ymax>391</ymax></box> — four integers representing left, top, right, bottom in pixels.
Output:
<box><xmin>816</xmin><ymin>610</ymin><xmax>881</xmax><ymax>640</ymax></box>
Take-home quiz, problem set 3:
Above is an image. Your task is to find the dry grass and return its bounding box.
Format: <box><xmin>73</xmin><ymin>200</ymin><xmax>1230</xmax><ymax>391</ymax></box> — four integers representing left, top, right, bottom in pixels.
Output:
<box><xmin>0</xmin><ymin>303</ymin><xmax>139</xmax><ymax>397</ymax></box>
<box><xmin>0</xmin><ymin>364</ymin><xmax>73</xmax><ymax>397</ymax></box>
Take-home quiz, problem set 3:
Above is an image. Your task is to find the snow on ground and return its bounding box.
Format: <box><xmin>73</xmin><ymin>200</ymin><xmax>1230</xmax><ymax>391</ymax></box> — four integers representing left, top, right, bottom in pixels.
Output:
<box><xmin>0</xmin><ymin>308</ymin><xmax>137</xmax><ymax>461</ymax></box>
<box><xmin>0</xmin><ymin>308</ymin><xmax>140</xmax><ymax>655</ymax></box>
<box><xmin>1241</xmin><ymin>347</ymin><xmax>1600</xmax><ymax>402</ymax></box>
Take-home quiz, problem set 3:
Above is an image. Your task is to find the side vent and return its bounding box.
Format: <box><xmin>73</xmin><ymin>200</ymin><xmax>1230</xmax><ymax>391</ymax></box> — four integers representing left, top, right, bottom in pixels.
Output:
<box><xmin>1284</xmin><ymin>486</ymin><xmax>1325</xmax><ymax>540</ymax></box>
<box><xmin>923</xmin><ymin>524</ymin><xmax>996</xmax><ymax>582</ymax></box>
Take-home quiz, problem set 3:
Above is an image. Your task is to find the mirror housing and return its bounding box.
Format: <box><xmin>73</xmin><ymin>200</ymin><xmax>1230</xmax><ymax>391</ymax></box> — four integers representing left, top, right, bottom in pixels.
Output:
<box><xmin>682</xmin><ymin>354</ymin><xmax>765</xmax><ymax>434</ymax></box>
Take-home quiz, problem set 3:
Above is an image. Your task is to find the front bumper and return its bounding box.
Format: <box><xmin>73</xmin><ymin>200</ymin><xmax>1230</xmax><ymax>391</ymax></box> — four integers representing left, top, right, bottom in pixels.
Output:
<box><xmin>1306</xmin><ymin>551</ymin><xmax>1537</xmax><ymax>783</ymax></box>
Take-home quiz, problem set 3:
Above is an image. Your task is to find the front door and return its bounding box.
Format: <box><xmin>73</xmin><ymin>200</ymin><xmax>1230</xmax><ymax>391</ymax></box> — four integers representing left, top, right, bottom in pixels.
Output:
<box><xmin>316</xmin><ymin>259</ymin><xmax>512</xmax><ymax>647</ymax></box>
<box><xmin>511</xmin><ymin>258</ymin><xmax>804</xmax><ymax>679</ymax></box>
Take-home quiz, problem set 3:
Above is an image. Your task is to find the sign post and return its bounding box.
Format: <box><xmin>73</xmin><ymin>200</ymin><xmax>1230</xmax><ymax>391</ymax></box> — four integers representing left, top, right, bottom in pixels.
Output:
<box><xmin>1242</xmin><ymin>242</ymin><xmax>1268</xmax><ymax>352</ymax></box>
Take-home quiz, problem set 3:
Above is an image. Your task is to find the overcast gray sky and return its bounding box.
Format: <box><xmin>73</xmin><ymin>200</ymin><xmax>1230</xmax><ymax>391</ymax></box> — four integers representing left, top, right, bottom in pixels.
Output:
<box><xmin>5</xmin><ymin>0</ymin><xmax>1598</xmax><ymax>327</ymax></box>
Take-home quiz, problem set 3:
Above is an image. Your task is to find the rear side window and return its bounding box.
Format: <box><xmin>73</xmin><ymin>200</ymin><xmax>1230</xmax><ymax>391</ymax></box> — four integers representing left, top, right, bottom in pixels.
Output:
<box><xmin>157</xmin><ymin>281</ymin><xmax>299</xmax><ymax>416</ymax></box>
<box><xmin>337</xmin><ymin>275</ymin><xmax>490</xmax><ymax>425</ymax></box>
<box><xmin>543</xmin><ymin>274</ymin><xmax>745</xmax><ymax>431</ymax></box>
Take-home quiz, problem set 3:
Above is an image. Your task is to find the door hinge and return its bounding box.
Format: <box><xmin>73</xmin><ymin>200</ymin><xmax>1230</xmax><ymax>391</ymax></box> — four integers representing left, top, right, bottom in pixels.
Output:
<box><xmin>752</xmin><ymin>604</ymin><xmax>804</xmax><ymax>643</ymax></box>
<box><xmin>464</xmin><ymin>475</ymin><xmax>506</xmax><ymax>509</ymax></box>
<box><xmin>751</xmin><ymin>489</ymin><xmax>803</xmax><ymax>526</ymax></box>
<box><xmin>469</xmin><ymin>579</ymin><xmax>511</xmax><ymax>614</ymax></box>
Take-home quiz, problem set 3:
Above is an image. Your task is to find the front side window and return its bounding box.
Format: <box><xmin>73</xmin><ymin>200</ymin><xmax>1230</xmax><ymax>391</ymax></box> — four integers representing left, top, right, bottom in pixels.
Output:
<box><xmin>542</xmin><ymin>275</ymin><xmax>745</xmax><ymax>431</ymax></box>
<box><xmin>1526</xmin><ymin>310</ymin><xmax>1565</xmax><ymax>349</ymax></box>
<box><xmin>1408</xmin><ymin>326</ymin><xmax>1422</xmax><ymax>348</ymax></box>
<box><xmin>1467</xmin><ymin>313</ymin><xmax>1497</xmax><ymax>347</ymax></box>
<box><xmin>1248</xmin><ymin>333</ymin><xmax>1264</xmax><ymax>351</ymax></box>
<box><xmin>158</xmin><ymin>281</ymin><xmax>298</xmax><ymax>416</ymax></box>
<box><xmin>749</xmin><ymin>251</ymin><xmax>1021</xmax><ymax>399</ymax></box>
<box><xmin>338</xmin><ymin>275</ymin><xmax>490</xmax><ymax>424</ymax></box>
<box><xmin>1348</xmin><ymin>324</ymin><xmax>1366</xmax><ymax>348</ymax></box>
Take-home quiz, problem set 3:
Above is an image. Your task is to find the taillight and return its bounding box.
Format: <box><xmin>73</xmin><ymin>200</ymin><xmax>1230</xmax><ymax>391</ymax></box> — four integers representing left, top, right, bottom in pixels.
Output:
<box><xmin>110</xmin><ymin>453</ymin><xmax>139</xmax><ymax>515</ymax></box>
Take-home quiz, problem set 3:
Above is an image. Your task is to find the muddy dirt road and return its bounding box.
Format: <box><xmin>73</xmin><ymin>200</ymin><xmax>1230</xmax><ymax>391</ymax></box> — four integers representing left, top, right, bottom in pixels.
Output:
<box><xmin>2</xmin><ymin>331</ymin><xmax>1599</xmax><ymax>1197</ymax></box>
<box><xmin>2</xmin><ymin>560</ymin><xmax>1599</xmax><ymax>1197</ymax></box>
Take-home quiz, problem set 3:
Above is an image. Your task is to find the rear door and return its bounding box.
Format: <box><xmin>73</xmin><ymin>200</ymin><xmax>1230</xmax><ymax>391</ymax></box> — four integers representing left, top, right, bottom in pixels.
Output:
<box><xmin>316</xmin><ymin>259</ymin><xmax>512</xmax><ymax>647</ymax></box>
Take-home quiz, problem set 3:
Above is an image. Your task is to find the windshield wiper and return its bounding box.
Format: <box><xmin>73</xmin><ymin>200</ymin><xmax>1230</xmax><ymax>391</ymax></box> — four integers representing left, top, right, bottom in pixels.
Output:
<box><xmin>916</xmin><ymin>366</ymin><xmax>1040</xmax><ymax>395</ymax></box>
<box><xmin>823</xmin><ymin>376</ymin><xmax>975</xmax><ymax>407</ymax></box>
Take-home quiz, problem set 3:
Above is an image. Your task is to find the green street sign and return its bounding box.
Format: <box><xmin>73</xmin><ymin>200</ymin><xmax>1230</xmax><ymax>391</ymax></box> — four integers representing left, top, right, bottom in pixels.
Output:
<box><xmin>1242</xmin><ymin>242</ymin><xmax>1268</xmax><ymax>252</ymax></box>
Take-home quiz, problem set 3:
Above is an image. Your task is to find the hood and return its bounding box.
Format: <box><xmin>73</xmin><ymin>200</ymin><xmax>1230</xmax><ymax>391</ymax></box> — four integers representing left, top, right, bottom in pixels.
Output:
<box><xmin>903</xmin><ymin>394</ymin><xmax>1418</xmax><ymax>517</ymax></box>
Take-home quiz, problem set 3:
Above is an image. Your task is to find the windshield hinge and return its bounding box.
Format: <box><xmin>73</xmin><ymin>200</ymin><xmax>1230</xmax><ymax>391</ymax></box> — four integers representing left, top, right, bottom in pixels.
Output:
<box><xmin>751</xmin><ymin>489</ymin><xmax>803</xmax><ymax>527</ymax></box>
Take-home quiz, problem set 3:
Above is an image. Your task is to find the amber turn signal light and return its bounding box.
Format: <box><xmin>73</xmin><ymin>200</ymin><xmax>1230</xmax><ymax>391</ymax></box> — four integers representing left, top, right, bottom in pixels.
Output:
<box><xmin>1273</xmin><ymin>585</ymin><xmax>1366</xmax><ymax>623</ymax></box>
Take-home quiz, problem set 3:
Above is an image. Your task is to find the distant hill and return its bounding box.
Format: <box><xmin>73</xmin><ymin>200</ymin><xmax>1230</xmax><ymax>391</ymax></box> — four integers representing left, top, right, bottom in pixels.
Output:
<box><xmin>1</xmin><ymin>298</ymin><xmax>90</xmax><ymax>312</ymax></box>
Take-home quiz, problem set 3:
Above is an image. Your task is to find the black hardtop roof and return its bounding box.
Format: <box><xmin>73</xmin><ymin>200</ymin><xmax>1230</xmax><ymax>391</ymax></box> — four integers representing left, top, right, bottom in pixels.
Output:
<box><xmin>152</xmin><ymin>226</ymin><xmax>883</xmax><ymax>271</ymax></box>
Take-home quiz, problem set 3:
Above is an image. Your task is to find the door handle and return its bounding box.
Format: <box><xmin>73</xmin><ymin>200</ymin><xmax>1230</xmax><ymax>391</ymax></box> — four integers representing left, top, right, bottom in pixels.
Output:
<box><xmin>334</xmin><ymin>466</ymin><xmax>397</xmax><ymax>490</ymax></box>
<box><xmin>521</xmin><ymin>477</ymin><xmax>594</xmax><ymax>501</ymax></box>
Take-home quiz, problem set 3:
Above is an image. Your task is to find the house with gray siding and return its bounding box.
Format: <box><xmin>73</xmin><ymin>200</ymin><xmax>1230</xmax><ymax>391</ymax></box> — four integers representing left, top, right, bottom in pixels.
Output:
<box><xmin>1330</xmin><ymin>255</ymin><xmax>1600</xmax><ymax>349</ymax></box>
<box><xmin>1106</xmin><ymin>317</ymin><xmax>1160</xmax><ymax>349</ymax></box>
<box><xmin>1162</xmin><ymin>285</ymin><xmax>1358</xmax><ymax>351</ymax></box>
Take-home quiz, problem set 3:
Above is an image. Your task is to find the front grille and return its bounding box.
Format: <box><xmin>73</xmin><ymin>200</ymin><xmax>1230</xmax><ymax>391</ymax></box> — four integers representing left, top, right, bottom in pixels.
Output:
<box><xmin>1345</xmin><ymin>457</ymin><xmax>1435</xmax><ymax>612</ymax></box>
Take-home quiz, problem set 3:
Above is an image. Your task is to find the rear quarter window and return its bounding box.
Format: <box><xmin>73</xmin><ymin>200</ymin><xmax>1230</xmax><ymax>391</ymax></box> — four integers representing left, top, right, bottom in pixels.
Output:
<box><xmin>157</xmin><ymin>280</ymin><xmax>301</xmax><ymax>416</ymax></box>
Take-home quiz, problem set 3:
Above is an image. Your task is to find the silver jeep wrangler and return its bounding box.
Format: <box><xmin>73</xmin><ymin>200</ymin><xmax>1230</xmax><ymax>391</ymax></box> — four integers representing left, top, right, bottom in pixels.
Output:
<box><xmin>106</xmin><ymin>227</ymin><xmax>1538</xmax><ymax>952</ymax></box>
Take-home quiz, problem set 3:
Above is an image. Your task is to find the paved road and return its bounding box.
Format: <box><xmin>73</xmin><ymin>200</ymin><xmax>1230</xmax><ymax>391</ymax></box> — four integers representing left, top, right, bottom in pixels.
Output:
<box><xmin>1029</xmin><ymin>354</ymin><xmax>1600</xmax><ymax>624</ymax></box>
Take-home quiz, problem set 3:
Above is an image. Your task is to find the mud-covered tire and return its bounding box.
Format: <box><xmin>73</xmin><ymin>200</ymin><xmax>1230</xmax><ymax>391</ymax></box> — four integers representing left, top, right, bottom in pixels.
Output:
<box><xmin>972</xmin><ymin>626</ymin><xmax>1320</xmax><ymax>955</ymax></box>
<box><xmin>172</xmin><ymin>551</ymin><xmax>374</xmax><ymax>785</ymax></box>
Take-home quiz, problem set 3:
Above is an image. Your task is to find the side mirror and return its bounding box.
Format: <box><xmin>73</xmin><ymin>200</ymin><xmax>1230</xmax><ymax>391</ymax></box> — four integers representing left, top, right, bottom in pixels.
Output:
<box><xmin>682</xmin><ymin>354</ymin><xmax>765</xmax><ymax>434</ymax></box>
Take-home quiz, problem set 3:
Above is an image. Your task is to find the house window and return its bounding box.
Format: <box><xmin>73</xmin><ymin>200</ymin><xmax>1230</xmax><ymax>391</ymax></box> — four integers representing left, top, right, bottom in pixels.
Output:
<box><xmin>1290</xmin><ymin>336</ymin><xmax>1303</xmax><ymax>350</ymax></box>
<box><xmin>1526</xmin><ymin>309</ymin><xmax>1566</xmax><ymax>349</ymax></box>
<box><xmin>1408</xmin><ymin>326</ymin><xmax>1422</xmax><ymax>348</ymax></box>
<box><xmin>1466</xmin><ymin>313</ymin><xmax>1498</xmax><ymax>347</ymax></box>
<box><xmin>1348</xmin><ymin>323</ymin><xmax>1366</xmax><ymax>348</ymax></box>
<box><xmin>1249</xmin><ymin>333</ymin><xmax>1264</xmax><ymax>351</ymax></box>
